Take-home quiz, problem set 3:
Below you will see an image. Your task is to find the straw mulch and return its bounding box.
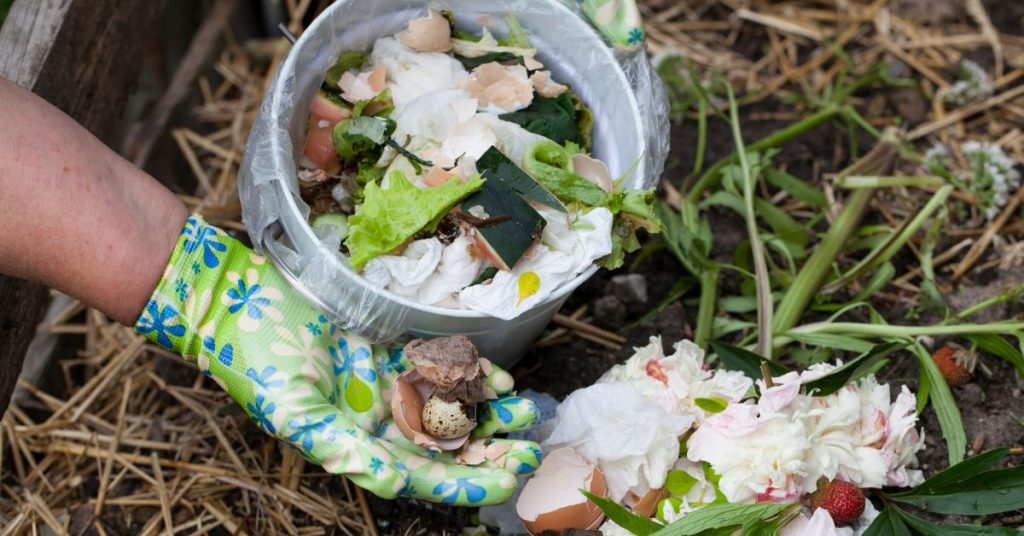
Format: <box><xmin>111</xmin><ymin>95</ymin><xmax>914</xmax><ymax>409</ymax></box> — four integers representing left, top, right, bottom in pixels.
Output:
<box><xmin>2</xmin><ymin>0</ymin><xmax>1024</xmax><ymax>534</ymax></box>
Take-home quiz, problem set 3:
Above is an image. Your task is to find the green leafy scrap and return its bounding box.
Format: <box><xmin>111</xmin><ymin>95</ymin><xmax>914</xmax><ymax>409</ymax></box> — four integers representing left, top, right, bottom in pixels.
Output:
<box><xmin>455</xmin><ymin>51</ymin><xmax>523</xmax><ymax>71</ymax></box>
<box><xmin>345</xmin><ymin>171</ymin><xmax>483</xmax><ymax>269</ymax></box>
<box><xmin>324</xmin><ymin>50</ymin><xmax>368</xmax><ymax>89</ymax></box>
<box><xmin>522</xmin><ymin>141</ymin><xmax>609</xmax><ymax>205</ymax></box>
<box><xmin>502</xmin><ymin>93</ymin><xmax>583</xmax><ymax>146</ymax></box>
<box><xmin>332</xmin><ymin>116</ymin><xmax>394</xmax><ymax>164</ymax></box>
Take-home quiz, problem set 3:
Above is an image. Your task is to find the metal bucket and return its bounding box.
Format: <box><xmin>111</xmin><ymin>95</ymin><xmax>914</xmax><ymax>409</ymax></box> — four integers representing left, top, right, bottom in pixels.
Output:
<box><xmin>238</xmin><ymin>0</ymin><xmax>652</xmax><ymax>367</ymax></box>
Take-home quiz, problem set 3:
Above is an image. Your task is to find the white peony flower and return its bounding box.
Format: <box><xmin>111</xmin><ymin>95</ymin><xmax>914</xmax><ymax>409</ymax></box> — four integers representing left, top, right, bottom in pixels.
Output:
<box><xmin>542</xmin><ymin>383</ymin><xmax>694</xmax><ymax>502</ymax></box>
<box><xmin>600</xmin><ymin>337</ymin><xmax>753</xmax><ymax>422</ymax></box>
<box><xmin>687</xmin><ymin>403</ymin><xmax>811</xmax><ymax>503</ymax></box>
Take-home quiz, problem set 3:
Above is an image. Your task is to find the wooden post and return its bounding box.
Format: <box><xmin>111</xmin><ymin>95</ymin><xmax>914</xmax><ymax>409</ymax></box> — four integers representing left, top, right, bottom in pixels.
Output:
<box><xmin>0</xmin><ymin>0</ymin><xmax>167</xmax><ymax>418</ymax></box>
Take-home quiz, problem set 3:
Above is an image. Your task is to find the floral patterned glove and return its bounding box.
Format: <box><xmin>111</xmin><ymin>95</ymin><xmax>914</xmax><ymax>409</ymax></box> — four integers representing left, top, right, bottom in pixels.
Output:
<box><xmin>134</xmin><ymin>215</ymin><xmax>542</xmax><ymax>505</ymax></box>
<box><xmin>578</xmin><ymin>0</ymin><xmax>645</xmax><ymax>50</ymax></box>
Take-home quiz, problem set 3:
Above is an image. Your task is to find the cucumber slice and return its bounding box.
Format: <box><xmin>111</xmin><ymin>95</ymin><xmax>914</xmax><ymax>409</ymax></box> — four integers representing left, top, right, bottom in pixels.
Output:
<box><xmin>312</xmin><ymin>213</ymin><xmax>350</xmax><ymax>241</ymax></box>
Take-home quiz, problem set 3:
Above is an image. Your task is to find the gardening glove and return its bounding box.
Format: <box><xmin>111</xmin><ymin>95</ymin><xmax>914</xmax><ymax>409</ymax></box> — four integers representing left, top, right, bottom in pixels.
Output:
<box><xmin>134</xmin><ymin>214</ymin><xmax>542</xmax><ymax>505</ymax></box>
<box><xmin>577</xmin><ymin>0</ymin><xmax>645</xmax><ymax>50</ymax></box>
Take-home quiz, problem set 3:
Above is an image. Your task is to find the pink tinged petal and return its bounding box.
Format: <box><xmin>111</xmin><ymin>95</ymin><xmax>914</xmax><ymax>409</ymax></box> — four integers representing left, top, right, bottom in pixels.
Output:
<box><xmin>757</xmin><ymin>380</ymin><xmax>801</xmax><ymax>415</ymax></box>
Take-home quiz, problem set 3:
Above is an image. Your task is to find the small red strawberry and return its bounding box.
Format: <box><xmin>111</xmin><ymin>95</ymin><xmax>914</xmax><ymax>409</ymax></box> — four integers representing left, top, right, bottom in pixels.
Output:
<box><xmin>932</xmin><ymin>345</ymin><xmax>972</xmax><ymax>387</ymax></box>
<box><xmin>808</xmin><ymin>479</ymin><xmax>865</xmax><ymax>527</ymax></box>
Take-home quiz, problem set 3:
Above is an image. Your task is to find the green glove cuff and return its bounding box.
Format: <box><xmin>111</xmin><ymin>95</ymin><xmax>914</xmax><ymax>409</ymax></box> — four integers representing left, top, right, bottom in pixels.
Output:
<box><xmin>579</xmin><ymin>0</ymin><xmax>645</xmax><ymax>50</ymax></box>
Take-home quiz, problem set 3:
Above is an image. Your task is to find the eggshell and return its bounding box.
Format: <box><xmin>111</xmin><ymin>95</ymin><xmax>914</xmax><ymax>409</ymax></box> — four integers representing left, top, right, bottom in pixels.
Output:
<box><xmin>390</xmin><ymin>371</ymin><xmax>470</xmax><ymax>451</ymax></box>
<box><xmin>400</xmin><ymin>10</ymin><xmax>453</xmax><ymax>53</ymax></box>
<box><xmin>571</xmin><ymin>153</ymin><xmax>614</xmax><ymax>193</ymax></box>
<box><xmin>625</xmin><ymin>487</ymin><xmax>669</xmax><ymax>518</ymax></box>
<box><xmin>516</xmin><ymin>448</ymin><xmax>608</xmax><ymax>535</ymax></box>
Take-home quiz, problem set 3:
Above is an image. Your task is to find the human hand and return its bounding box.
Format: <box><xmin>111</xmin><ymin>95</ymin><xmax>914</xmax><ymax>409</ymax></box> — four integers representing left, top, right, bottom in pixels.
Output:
<box><xmin>134</xmin><ymin>214</ymin><xmax>542</xmax><ymax>505</ymax></box>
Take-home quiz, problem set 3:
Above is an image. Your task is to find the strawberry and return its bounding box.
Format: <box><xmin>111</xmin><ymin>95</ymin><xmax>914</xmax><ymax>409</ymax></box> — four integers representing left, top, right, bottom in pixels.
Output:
<box><xmin>932</xmin><ymin>345</ymin><xmax>972</xmax><ymax>387</ymax></box>
<box><xmin>808</xmin><ymin>479</ymin><xmax>865</xmax><ymax>527</ymax></box>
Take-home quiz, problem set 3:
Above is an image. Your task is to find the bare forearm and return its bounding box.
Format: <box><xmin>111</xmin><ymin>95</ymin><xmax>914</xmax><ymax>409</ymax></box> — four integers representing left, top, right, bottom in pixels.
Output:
<box><xmin>0</xmin><ymin>77</ymin><xmax>187</xmax><ymax>324</ymax></box>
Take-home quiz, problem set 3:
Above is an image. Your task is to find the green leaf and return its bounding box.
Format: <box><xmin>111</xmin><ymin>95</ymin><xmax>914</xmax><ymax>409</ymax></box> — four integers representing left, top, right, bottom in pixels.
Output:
<box><xmin>711</xmin><ymin>342</ymin><xmax>789</xmax><ymax>380</ymax></box>
<box><xmin>324</xmin><ymin>50</ymin><xmax>367</xmax><ymax>88</ymax></box>
<box><xmin>916</xmin><ymin>363</ymin><xmax>931</xmax><ymax>414</ymax></box>
<box><xmin>897</xmin><ymin>448</ymin><xmax>1007</xmax><ymax>497</ymax></box>
<box><xmin>896</xmin><ymin>507</ymin><xmax>1020</xmax><ymax>534</ymax></box>
<box><xmin>581</xmin><ymin>490</ymin><xmax>662</xmax><ymax>536</ymax></box>
<box><xmin>862</xmin><ymin>506</ymin><xmax>911</xmax><ymax>536</ymax></box>
<box><xmin>892</xmin><ymin>449</ymin><xmax>1024</xmax><ymax>515</ymax></box>
<box><xmin>498</xmin><ymin>14</ymin><xmax>532</xmax><ymax>48</ymax></box>
<box><xmin>912</xmin><ymin>343</ymin><xmax>966</xmax><ymax>465</ymax></box>
<box><xmin>665</xmin><ymin>470</ymin><xmax>699</xmax><ymax>497</ymax></box>
<box><xmin>345</xmin><ymin>172</ymin><xmax>483</xmax><ymax>269</ymax></box>
<box><xmin>501</xmin><ymin>93</ymin><xmax>581</xmax><ymax>146</ymax></box>
<box><xmin>344</xmin><ymin>378</ymin><xmax>373</xmax><ymax>413</ymax></box>
<box><xmin>332</xmin><ymin>116</ymin><xmax>395</xmax><ymax>163</ymax></box>
<box><xmin>454</xmin><ymin>51</ymin><xmax>523</xmax><ymax>71</ymax></box>
<box><xmin>522</xmin><ymin>141</ymin><xmax>608</xmax><ymax>205</ymax></box>
<box><xmin>694</xmin><ymin>397</ymin><xmax>728</xmax><ymax>414</ymax></box>
<box><xmin>800</xmin><ymin>342</ymin><xmax>902</xmax><ymax>396</ymax></box>
<box><xmin>784</xmin><ymin>332</ymin><xmax>877</xmax><ymax>354</ymax></box>
<box><xmin>851</xmin><ymin>261</ymin><xmax>896</xmax><ymax>303</ymax></box>
<box><xmin>966</xmin><ymin>334</ymin><xmax>1024</xmax><ymax>378</ymax></box>
<box><xmin>650</xmin><ymin>503</ymin><xmax>796</xmax><ymax>536</ymax></box>
<box><xmin>352</xmin><ymin>87</ymin><xmax>394</xmax><ymax>118</ymax></box>
<box><xmin>765</xmin><ymin>167</ymin><xmax>827</xmax><ymax>208</ymax></box>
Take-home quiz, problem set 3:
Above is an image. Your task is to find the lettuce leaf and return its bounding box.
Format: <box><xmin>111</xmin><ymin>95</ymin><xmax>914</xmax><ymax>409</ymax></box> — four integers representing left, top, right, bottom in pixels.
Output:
<box><xmin>324</xmin><ymin>50</ymin><xmax>367</xmax><ymax>89</ymax></box>
<box><xmin>523</xmin><ymin>141</ymin><xmax>607</xmax><ymax>205</ymax></box>
<box><xmin>345</xmin><ymin>172</ymin><xmax>484</xmax><ymax>269</ymax></box>
<box><xmin>333</xmin><ymin>116</ymin><xmax>394</xmax><ymax>164</ymax></box>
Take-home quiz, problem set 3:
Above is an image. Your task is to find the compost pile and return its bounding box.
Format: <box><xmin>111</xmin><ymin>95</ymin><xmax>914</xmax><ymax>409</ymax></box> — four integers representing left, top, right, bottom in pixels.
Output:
<box><xmin>3</xmin><ymin>0</ymin><xmax>1024</xmax><ymax>534</ymax></box>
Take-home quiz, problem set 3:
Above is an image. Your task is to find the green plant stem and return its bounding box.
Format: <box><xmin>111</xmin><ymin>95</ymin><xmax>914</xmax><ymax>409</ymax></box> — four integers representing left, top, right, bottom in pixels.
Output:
<box><xmin>727</xmin><ymin>86</ymin><xmax>774</xmax><ymax>359</ymax></box>
<box><xmin>955</xmin><ymin>284</ymin><xmax>1024</xmax><ymax>320</ymax></box>
<box><xmin>785</xmin><ymin>321</ymin><xmax>1024</xmax><ymax>340</ymax></box>
<box><xmin>822</xmin><ymin>184</ymin><xmax>954</xmax><ymax>293</ymax></box>
<box><xmin>694</xmin><ymin>268</ymin><xmax>720</xmax><ymax>350</ymax></box>
<box><xmin>692</xmin><ymin>99</ymin><xmax>708</xmax><ymax>178</ymax></box>
<box><xmin>685</xmin><ymin>105</ymin><xmax>841</xmax><ymax>203</ymax></box>
<box><xmin>771</xmin><ymin>133</ymin><xmax>901</xmax><ymax>345</ymax></box>
<box><xmin>836</xmin><ymin>175</ymin><xmax>946</xmax><ymax>189</ymax></box>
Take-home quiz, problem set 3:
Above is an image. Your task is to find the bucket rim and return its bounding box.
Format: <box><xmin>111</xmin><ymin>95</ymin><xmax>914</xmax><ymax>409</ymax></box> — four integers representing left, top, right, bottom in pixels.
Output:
<box><xmin>260</xmin><ymin>0</ymin><xmax>644</xmax><ymax>322</ymax></box>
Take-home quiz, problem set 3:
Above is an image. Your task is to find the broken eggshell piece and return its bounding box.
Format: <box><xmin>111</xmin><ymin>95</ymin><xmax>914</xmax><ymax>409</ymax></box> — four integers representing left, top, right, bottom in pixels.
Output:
<box><xmin>625</xmin><ymin>487</ymin><xmax>669</xmax><ymax>518</ymax></box>
<box><xmin>516</xmin><ymin>447</ymin><xmax>608</xmax><ymax>535</ymax></box>
<box><xmin>461</xmin><ymin>62</ymin><xmax>535</xmax><ymax>114</ymax></box>
<box><xmin>399</xmin><ymin>10</ymin><xmax>453</xmax><ymax>53</ymax></box>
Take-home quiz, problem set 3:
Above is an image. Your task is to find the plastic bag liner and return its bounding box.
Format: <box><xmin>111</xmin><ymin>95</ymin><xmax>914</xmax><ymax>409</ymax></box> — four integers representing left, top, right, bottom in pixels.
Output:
<box><xmin>238</xmin><ymin>0</ymin><xmax>670</xmax><ymax>366</ymax></box>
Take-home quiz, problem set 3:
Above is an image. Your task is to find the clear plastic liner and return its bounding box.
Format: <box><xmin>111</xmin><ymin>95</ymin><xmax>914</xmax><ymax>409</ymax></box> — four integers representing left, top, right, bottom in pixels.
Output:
<box><xmin>238</xmin><ymin>0</ymin><xmax>669</xmax><ymax>362</ymax></box>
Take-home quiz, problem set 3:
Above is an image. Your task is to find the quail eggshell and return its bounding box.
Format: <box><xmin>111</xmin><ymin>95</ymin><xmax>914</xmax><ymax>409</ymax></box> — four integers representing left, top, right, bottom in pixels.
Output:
<box><xmin>390</xmin><ymin>370</ymin><xmax>470</xmax><ymax>451</ymax></box>
<box><xmin>421</xmin><ymin>396</ymin><xmax>476</xmax><ymax>439</ymax></box>
<box><xmin>516</xmin><ymin>447</ymin><xmax>608</xmax><ymax>535</ymax></box>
